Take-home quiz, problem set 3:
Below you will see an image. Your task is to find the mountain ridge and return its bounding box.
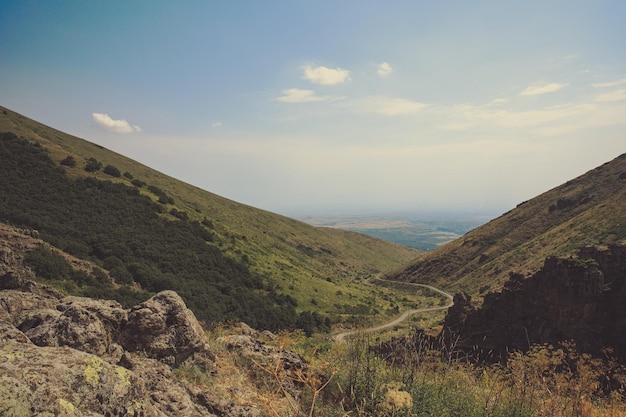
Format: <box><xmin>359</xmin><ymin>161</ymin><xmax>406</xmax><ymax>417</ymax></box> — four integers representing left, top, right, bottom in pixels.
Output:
<box><xmin>387</xmin><ymin>152</ymin><xmax>626</xmax><ymax>297</ymax></box>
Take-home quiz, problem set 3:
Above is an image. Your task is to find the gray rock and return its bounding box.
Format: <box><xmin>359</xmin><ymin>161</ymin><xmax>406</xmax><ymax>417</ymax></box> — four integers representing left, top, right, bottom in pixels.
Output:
<box><xmin>0</xmin><ymin>339</ymin><xmax>218</xmax><ymax>416</ymax></box>
<box><xmin>121</xmin><ymin>290</ymin><xmax>215</xmax><ymax>366</ymax></box>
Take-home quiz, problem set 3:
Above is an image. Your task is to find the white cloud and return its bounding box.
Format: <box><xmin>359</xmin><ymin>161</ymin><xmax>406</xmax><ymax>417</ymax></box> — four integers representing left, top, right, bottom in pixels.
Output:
<box><xmin>377</xmin><ymin>62</ymin><xmax>393</xmax><ymax>77</ymax></box>
<box><xmin>211</xmin><ymin>121</ymin><xmax>223</xmax><ymax>128</ymax></box>
<box><xmin>519</xmin><ymin>83</ymin><xmax>568</xmax><ymax>96</ymax></box>
<box><xmin>492</xmin><ymin>98</ymin><xmax>507</xmax><ymax>105</ymax></box>
<box><xmin>302</xmin><ymin>64</ymin><xmax>350</xmax><ymax>85</ymax></box>
<box><xmin>276</xmin><ymin>88</ymin><xmax>333</xmax><ymax>103</ymax></box>
<box><xmin>595</xmin><ymin>89</ymin><xmax>626</xmax><ymax>102</ymax></box>
<box><xmin>352</xmin><ymin>96</ymin><xmax>428</xmax><ymax>115</ymax></box>
<box><xmin>91</xmin><ymin>113</ymin><xmax>142</xmax><ymax>133</ymax></box>
<box><xmin>592</xmin><ymin>76</ymin><xmax>626</xmax><ymax>88</ymax></box>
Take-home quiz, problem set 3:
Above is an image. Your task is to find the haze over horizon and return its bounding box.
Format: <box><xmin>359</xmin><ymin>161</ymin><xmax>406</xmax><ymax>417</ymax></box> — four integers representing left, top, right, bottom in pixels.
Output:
<box><xmin>1</xmin><ymin>1</ymin><xmax>625</xmax><ymax>216</ymax></box>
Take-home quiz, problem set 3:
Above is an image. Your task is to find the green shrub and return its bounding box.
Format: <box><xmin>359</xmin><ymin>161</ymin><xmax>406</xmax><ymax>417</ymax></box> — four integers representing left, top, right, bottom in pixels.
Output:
<box><xmin>84</xmin><ymin>157</ymin><xmax>102</xmax><ymax>172</ymax></box>
<box><xmin>131</xmin><ymin>179</ymin><xmax>145</xmax><ymax>187</ymax></box>
<box><xmin>24</xmin><ymin>245</ymin><xmax>71</xmax><ymax>280</ymax></box>
<box><xmin>103</xmin><ymin>164</ymin><xmax>121</xmax><ymax>177</ymax></box>
<box><xmin>60</xmin><ymin>155</ymin><xmax>77</xmax><ymax>167</ymax></box>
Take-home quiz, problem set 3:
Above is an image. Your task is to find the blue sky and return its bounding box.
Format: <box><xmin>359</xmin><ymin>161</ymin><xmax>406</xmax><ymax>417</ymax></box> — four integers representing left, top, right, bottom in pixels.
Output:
<box><xmin>2</xmin><ymin>1</ymin><xmax>625</xmax><ymax>216</ymax></box>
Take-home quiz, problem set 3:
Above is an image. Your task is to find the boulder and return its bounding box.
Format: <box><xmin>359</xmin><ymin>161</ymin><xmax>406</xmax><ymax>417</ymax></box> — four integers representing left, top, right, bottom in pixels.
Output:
<box><xmin>121</xmin><ymin>290</ymin><xmax>215</xmax><ymax>366</ymax></box>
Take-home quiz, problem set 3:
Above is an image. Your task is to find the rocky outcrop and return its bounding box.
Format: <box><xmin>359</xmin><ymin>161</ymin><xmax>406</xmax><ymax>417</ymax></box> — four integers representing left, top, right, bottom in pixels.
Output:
<box><xmin>444</xmin><ymin>245</ymin><xmax>626</xmax><ymax>361</ymax></box>
<box><xmin>0</xmin><ymin>280</ymin><xmax>220</xmax><ymax>416</ymax></box>
<box><xmin>122</xmin><ymin>290</ymin><xmax>215</xmax><ymax>366</ymax></box>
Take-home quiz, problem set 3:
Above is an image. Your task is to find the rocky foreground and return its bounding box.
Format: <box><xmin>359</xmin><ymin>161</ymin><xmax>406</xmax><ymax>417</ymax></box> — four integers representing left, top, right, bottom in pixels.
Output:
<box><xmin>0</xmin><ymin>227</ymin><xmax>308</xmax><ymax>416</ymax></box>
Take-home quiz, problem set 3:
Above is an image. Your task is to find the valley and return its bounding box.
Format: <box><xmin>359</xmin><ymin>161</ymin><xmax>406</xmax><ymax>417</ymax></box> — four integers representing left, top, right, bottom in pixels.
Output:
<box><xmin>1</xmin><ymin>105</ymin><xmax>625</xmax><ymax>416</ymax></box>
<box><xmin>295</xmin><ymin>212</ymin><xmax>493</xmax><ymax>251</ymax></box>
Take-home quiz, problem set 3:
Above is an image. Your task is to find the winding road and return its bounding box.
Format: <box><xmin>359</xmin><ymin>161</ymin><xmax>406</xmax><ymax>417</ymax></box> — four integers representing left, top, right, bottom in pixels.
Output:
<box><xmin>332</xmin><ymin>280</ymin><xmax>454</xmax><ymax>343</ymax></box>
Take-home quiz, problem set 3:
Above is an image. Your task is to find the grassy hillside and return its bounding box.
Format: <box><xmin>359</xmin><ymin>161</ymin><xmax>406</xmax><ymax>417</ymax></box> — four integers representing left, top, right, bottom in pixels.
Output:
<box><xmin>0</xmin><ymin>105</ymin><xmax>419</xmax><ymax>330</ymax></box>
<box><xmin>388</xmin><ymin>153</ymin><xmax>626</xmax><ymax>296</ymax></box>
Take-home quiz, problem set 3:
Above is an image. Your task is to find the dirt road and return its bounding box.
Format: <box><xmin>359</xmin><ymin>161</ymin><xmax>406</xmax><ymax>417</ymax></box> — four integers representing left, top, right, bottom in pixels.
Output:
<box><xmin>332</xmin><ymin>281</ymin><xmax>454</xmax><ymax>343</ymax></box>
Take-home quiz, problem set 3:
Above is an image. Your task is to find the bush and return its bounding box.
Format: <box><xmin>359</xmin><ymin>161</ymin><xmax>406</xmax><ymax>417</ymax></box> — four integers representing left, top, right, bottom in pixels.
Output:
<box><xmin>169</xmin><ymin>208</ymin><xmax>189</xmax><ymax>221</ymax></box>
<box><xmin>60</xmin><ymin>155</ymin><xmax>77</xmax><ymax>167</ymax></box>
<box><xmin>24</xmin><ymin>245</ymin><xmax>71</xmax><ymax>280</ymax></box>
<box><xmin>103</xmin><ymin>164</ymin><xmax>121</xmax><ymax>177</ymax></box>
<box><xmin>131</xmin><ymin>179</ymin><xmax>145</xmax><ymax>187</ymax></box>
<box><xmin>84</xmin><ymin>157</ymin><xmax>102</xmax><ymax>172</ymax></box>
<box><xmin>158</xmin><ymin>194</ymin><xmax>175</xmax><ymax>205</ymax></box>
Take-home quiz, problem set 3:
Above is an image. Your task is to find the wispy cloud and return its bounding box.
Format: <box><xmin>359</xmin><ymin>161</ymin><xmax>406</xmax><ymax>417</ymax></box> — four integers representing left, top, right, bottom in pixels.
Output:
<box><xmin>352</xmin><ymin>96</ymin><xmax>428</xmax><ymax>115</ymax></box>
<box><xmin>519</xmin><ymin>83</ymin><xmax>568</xmax><ymax>96</ymax></box>
<box><xmin>91</xmin><ymin>113</ymin><xmax>141</xmax><ymax>133</ymax></box>
<box><xmin>377</xmin><ymin>62</ymin><xmax>393</xmax><ymax>77</ymax></box>
<box><xmin>592</xmin><ymin>76</ymin><xmax>626</xmax><ymax>88</ymax></box>
<box><xmin>441</xmin><ymin>99</ymin><xmax>626</xmax><ymax>136</ymax></box>
<box><xmin>276</xmin><ymin>88</ymin><xmax>333</xmax><ymax>103</ymax></box>
<box><xmin>302</xmin><ymin>64</ymin><xmax>350</xmax><ymax>85</ymax></box>
<box><xmin>595</xmin><ymin>89</ymin><xmax>626</xmax><ymax>102</ymax></box>
<box><xmin>211</xmin><ymin>121</ymin><xmax>223</xmax><ymax>128</ymax></box>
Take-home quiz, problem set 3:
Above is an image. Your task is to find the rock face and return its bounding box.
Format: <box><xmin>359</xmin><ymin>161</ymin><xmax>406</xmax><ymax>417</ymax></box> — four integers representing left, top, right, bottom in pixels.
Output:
<box><xmin>0</xmin><ymin>281</ymin><xmax>219</xmax><ymax>416</ymax></box>
<box><xmin>444</xmin><ymin>245</ymin><xmax>626</xmax><ymax>361</ymax></box>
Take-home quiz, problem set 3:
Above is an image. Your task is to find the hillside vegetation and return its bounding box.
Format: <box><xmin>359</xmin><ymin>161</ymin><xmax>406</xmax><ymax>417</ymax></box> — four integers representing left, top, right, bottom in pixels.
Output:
<box><xmin>0</xmin><ymin>106</ymin><xmax>418</xmax><ymax>331</ymax></box>
<box><xmin>388</xmin><ymin>152</ymin><xmax>626</xmax><ymax>297</ymax></box>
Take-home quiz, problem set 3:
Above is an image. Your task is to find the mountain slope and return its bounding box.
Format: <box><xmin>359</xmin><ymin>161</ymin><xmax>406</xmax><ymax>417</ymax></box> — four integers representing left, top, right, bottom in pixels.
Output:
<box><xmin>0</xmin><ymin>106</ymin><xmax>418</xmax><ymax>329</ymax></box>
<box><xmin>388</xmin><ymin>153</ymin><xmax>626</xmax><ymax>296</ymax></box>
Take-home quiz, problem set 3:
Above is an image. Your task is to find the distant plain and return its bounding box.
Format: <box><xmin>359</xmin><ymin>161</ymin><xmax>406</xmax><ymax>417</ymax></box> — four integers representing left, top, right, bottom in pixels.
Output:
<box><xmin>295</xmin><ymin>213</ymin><xmax>494</xmax><ymax>251</ymax></box>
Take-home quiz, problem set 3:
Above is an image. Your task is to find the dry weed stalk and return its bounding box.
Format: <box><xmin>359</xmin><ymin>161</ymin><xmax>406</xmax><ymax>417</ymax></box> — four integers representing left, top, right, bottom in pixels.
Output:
<box><xmin>251</xmin><ymin>347</ymin><xmax>336</xmax><ymax>417</ymax></box>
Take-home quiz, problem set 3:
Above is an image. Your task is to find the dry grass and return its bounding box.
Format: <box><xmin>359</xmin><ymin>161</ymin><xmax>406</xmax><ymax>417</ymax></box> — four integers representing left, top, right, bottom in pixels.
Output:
<box><xmin>174</xmin><ymin>325</ymin><xmax>626</xmax><ymax>417</ymax></box>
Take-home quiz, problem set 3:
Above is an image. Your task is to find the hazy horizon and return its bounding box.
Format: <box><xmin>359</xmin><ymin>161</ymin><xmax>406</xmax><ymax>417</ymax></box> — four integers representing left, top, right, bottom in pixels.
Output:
<box><xmin>2</xmin><ymin>1</ymin><xmax>625</xmax><ymax>215</ymax></box>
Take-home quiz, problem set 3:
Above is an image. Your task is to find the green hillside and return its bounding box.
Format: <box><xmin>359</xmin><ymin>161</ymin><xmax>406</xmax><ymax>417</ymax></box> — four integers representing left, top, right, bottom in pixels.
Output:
<box><xmin>0</xmin><ymin>106</ymin><xmax>418</xmax><ymax>331</ymax></box>
<box><xmin>388</xmin><ymin>153</ymin><xmax>626</xmax><ymax>297</ymax></box>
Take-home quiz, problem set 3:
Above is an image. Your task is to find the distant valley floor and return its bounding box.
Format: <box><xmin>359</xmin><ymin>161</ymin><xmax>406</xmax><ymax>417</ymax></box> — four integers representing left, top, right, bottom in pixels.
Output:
<box><xmin>294</xmin><ymin>212</ymin><xmax>495</xmax><ymax>251</ymax></box>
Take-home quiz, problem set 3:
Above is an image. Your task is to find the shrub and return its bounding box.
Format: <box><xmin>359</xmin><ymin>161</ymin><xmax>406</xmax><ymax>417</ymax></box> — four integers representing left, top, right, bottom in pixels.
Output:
<box><xmin>24</xmin><ymin>245</ymin><xmax>71</xmax><ymax>280</ymax></box>
<box><xmin>84</xmin><ymin>157</ymin><xmax>102</xmax><ymax>172</ymax></box>
<box><xmin>60</xmin><ymin>155</ymin><xmax>77</xmax><ymax>167</ymax></box>
<box><xmin>103</xmin><ymin>164</ymin><xmax>121</xmax><ymax>177</ymax></box>
<box><xmin>131</xmin><ymin>178</ymin><xmax>145</xmax><ymax>187</ymax></box>
<box><xmin>169</xmin><ymin>208</ymin><xmax>189</xmax><ymax>221</ymax></box>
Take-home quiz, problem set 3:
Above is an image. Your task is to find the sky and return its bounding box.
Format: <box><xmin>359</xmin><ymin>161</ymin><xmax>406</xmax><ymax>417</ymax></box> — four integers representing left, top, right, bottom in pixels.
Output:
<box><xmin>1</xmin><ymin>1</ymin><xmax>625</xmax><ymax>217</ymax></box>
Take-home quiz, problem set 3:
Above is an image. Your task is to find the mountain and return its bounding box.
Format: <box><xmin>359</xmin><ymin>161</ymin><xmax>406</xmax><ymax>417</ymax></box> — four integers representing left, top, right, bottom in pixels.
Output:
<box><xmin>0</xmin><ymin>106</ymin><xmax>418</xmax><ymax>330</ymax></box>
<box><xmin>387</xmin><ymin>153</ymin><xmax>626</xmax><ymax>296</ymax></box>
